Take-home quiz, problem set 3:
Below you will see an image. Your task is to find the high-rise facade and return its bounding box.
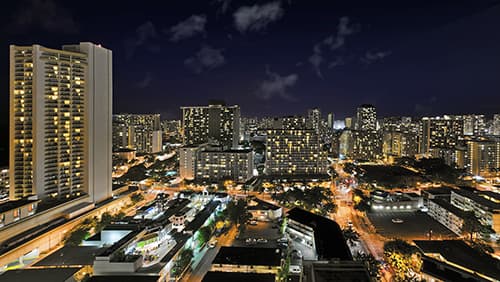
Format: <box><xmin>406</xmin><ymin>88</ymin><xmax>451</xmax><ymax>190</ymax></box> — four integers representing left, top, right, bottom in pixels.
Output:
<box><xmin>344</xmin><ymin>117</ymin><xmax>354</xmax><ymax>129</ymax></box>
<box><xmin>382</xmin><ymin>131</ymin><xmax>418</xmax><ymax>158</ymax></box>
<box><xmin>465</xmin><ymin>138</ymin><xmax>500</xmax><ymax>177</ymax></box>
<box><xmin>327</xmin><ymin>113</ymin><xmax>334</xmax><ymax>130</ymax></box>
<box><xmin>307</xmin><ymin>108</ymin><xmax>321</xmax><ymax>133</ymax></box>
<box><xmin>463</xmin><ymin>114</ymin><xmax>486</xmax><ymax>136</ymax></box>
<box><xmin>179</xmin><ymin>146</ymin><xmax>199</xmax><ymax>180</ymax></box>
<box><xmin>196</xmin><ymin>148</ymin><xmax>254</xmax><ymax>183</ymax></box>
<box><xmin>356</xmin><ymin>104</ymin><xmax>377</xmax><ymax>131</ymax></box>
<box><xmin>493</xmin><ymin>114</ymin><xmax>500</xmax><ymax>136</ymax></box>
<box><xmin>420</xmin><ymin>115</ymin><xmax>464</xmax><ymax>155</ymax></box>
<box><xmin>353</xmin><ymin>131</ymin><xmax>382</xmax><ymax>160</ymax></box>
<box><xmin>339</xmin><ymin>130</ymin><xmax>354</xmax><ymax>159</ymax></box>
<box><xmin>113</xmin><ymin>114</ymin><xmax>162</xmax><ymax>153</ymax></box>
<box><xmin>181</xmin><ymin>102</ymin><xmax>240</xmax><ymax>149</ymax></box>
<box><xmin>271</xmin><ymin>116</ymin><xmax>308</xmax><ymax>130</ymax></box>
<box><xmin>9</xmin><ymin>43</ymin><xmax>112</xmax><ymax>203</ymax></box>
<box><xmin>265</xmin><ymin>129</ymin><xmax>327</xmax><ymax>176</ymax></box>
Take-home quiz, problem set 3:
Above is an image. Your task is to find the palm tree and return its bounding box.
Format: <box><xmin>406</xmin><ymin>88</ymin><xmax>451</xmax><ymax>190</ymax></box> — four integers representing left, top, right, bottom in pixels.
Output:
<box><xmin>462</xmin><ymin>211</ymin><xmax>482</xmax><ymax>242</ymax></box>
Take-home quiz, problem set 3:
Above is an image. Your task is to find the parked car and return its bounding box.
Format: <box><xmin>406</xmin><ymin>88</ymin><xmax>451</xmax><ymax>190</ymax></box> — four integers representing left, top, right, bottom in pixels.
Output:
<box><xmin>392</xmin><ymin>218</ymin><xmax>404</xmax><ymax>224</ymax></box>
<box><xmin>257</xmin><ymin>238</ymin><xmax>268</xmax><ymax>243</ymax></box>
<box><xmin>208</xmin><ymin>239</ymin><xmax>218</xmax><ymax>248</ymax></box>
<box><xmin>245</xmin><ymin>238</ymin><xmax>257</xmax><ymax>245</ymax></box>
<box><xmin>290</xmin><ymin>265</ymin><xmax>302</xmax><ymax>274</ymax></box>
<box><xmin>249</xmin><ymin>220</ymin><xmax>258</xmax><ymax>225</ymax></box>
<box><xmin>277</xmin><ymin>237</ymin><xmax>288</xmax><ymax>243</ymax></box>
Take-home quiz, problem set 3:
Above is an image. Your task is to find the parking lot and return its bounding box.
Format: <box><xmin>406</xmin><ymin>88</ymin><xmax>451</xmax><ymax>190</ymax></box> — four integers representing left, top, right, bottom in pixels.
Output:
<box><xmin>233</xmin><ymin>221</ymin><xmax>282</xmax><ymax>248</ymax></box>
<box><xmin>368</xmin><ymin>211</ymin><xmax>457</xmax><ymax>240</ymax></box>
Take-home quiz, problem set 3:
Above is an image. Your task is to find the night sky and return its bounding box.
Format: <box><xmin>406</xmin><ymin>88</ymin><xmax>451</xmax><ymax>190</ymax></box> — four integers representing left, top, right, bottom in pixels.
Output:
<box><xmin>1</xmin><ymin>0</ymin><xmax>500</xmax><ymax>165</ymax></box>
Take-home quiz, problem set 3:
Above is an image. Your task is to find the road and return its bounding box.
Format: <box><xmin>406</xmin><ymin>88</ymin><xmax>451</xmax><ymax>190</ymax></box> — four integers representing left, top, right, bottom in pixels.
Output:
<box><xmin>332</xmin><ymin>163</ymin><xmax>392</xmax><ymax>282</ymax></box>
<box><xmin>181</xmin><ymin>225</ymin><xmax>237</xmax><ymax>282</ymax></box>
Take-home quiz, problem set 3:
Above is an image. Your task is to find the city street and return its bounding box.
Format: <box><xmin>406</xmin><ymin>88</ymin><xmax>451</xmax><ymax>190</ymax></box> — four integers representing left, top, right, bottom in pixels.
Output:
<box><xmin>181</xmin><ymin>225</ymin><xmax>238</xmax><ymax>282</ymax></box>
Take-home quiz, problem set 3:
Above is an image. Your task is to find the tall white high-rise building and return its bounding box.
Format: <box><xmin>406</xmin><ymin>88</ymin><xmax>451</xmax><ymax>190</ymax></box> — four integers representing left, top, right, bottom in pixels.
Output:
<box><xmin>9</xmin><ymin>43</ymin><xmax>112</xmax><ymax>203</ymax></box>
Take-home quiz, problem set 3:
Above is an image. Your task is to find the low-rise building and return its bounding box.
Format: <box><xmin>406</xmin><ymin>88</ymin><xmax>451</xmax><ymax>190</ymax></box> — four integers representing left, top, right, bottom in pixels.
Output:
<box><xmin>202</xmin><ymin>272</ymin><xmax>275</xmax><ymax>282</ymax></box>
<box><xmin>247</xmin><ymin>198</ymin><xmax>282</xmax><ymax>221</ymax></box>
<box><xmin>0</xmin><ymin>268</ymin><xmax>83</xmax><ymax>282</ymax></box>
<box><xmin>211</xmin><ymin>247</ymin><xmax>282</xmax><ymax>274</ymax></box>
<box><xmin>370</xmin><ymin>190</ymin><xmax>424</xmax><ymax>212</ymax></box>
<box><xmin>428</xmin><ymin>199</ymin><xmax>465</xmax><ymax>236</ymax></box>
<box><xmin>286</xmin><ymin>208</ymin><xmax>352</xmax><ymax>261</ymax></box>
<box><xmin>414</xmin><ymin>240</ymin><xmax>500</xmax><ymax>282</ymax></box>
<box><xmin>421</xmin><ymin>187</ymin><xmax>452</xmax><ymax>206</ymax></box>
<box><xmin>302</xmin><ymin>260</ymin><xmax>372</xmax><ymax>282</ymax></box>
<box><xmin>169</xmin><ymin>206</ymin><xmax>196</xmax><ymax>232</ymax></box>
<box><xmin>451</xmin><ymin>188</ymin><xmax>500</xmax><ymax>235</ymax></box>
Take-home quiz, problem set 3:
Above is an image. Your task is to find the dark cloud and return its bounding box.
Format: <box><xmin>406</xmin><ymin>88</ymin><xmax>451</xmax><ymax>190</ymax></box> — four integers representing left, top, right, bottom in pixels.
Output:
<box><xmin>324</xmin><ymin>17</ymin><xmax>358</xmax><ymax>51</ymax></box>
<box><xmin>124</xmin><ymin>21</ymin><xmax>159</xmax><ymax>59</ymax></box>
<box><xmin>308</xmin><ymin>16</ymin><xmax>358</xmax><ymax>77</ymax></box>
<box><xmin>168</xmin><ymin>15</ymin><xmax>207</xmax><ymax>42</ymax></box>
<box><xmin>184</xmin><ymin>45</ymin><xmax>226</xmax><ymax>73</ymax></box>
<box><xmin>308</xmin><ymin>44</ymin><xmax>324</xmax><ymax>78</ymax></box>
<box><xmin>214</xmin><ymin>0</ymin><xmax>232</xmax><ymax>15</ymax></box>
<box><xmin>361</xmin><ymin>50</ymin><xmax>392</xmax><ymax>64</ymax></box>
<box><xmin>256</xmin><ymin>68</ymin><xmax>298</xmax><ymax>101</ymax></box>
<box><xmin>328</xmin><ymin>57</ymin><xmax>344</xmax><ymax>69</ymax></box>
<box><xmin>8</xmin><ymin>0</ymin><xmax>78</xmax><ymax>34</ymax></box>
<box><xmin>233</xmin><ymin>1</ymin><xmax>284</xmax><ymax>33</ymax></box>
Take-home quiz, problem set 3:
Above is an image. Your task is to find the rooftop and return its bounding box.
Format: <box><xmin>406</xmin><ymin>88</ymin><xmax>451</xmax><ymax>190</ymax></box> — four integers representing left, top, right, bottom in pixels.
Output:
<box><xmin>212</xmin><ymin>246</ymin><xmax>281</xmax><ymax>266</ymax></box>
<box><xmin>0</xmin><ymin>199</ymin><xmax>38</xmax><ymax>213</ymax></box>
<box><xmin>303</xmin><ymin>261</ymin><xmax>371</xmax><ymax>282</ymax></box>
<box><xmin>247</xmin><ymin>198</ymin><xmax>281</xmax><ymax>211</ymax></box>
<box><xmin>414</xmin><ymin>240</ymin><xmax>500</xmax><ymax>280</ymax></box>
<box><xmin>97</xmin><ymin>228</ymin><xmax>142</xmax><ymax>257</ymax></box>
<box><xmin>88</xmin><ymin>275</ymin><xmax>160</xmax><ymax>282</ymax></box>
<box><xmin>34</xmin><ymin>246</ymin><xmax>104</xmax><ymax>266</ymax></box>
<box><xmin>202</xmin><ymin>272</ymin><xmax>276</xmax><ymax>282</ymax></box>
<box><xmin>452</xmin><ymin>188</ymin><xmax>500</xmax><ymax>210</ymax></box>
<box><xmin>185</xmin><ymin>201</ymin><xmax>219</xmax><ymax>232</ymax></box>
<box><xmin>478</xmin><ymin>190</ymin><xmax>500</xmax><ymax>202</ymax></box>
<box><xmin>423</xmin><ymin>187</ymin><xmax>453</xmax><ymax>196</ymax></box>
<box><xmin>287</xmin><ymin>208</ymin><xmax>352</xmax><ymax>261</ymax></box>
<box><xmin>0</xmin><ymin>268</ymin><xmax>81</xmax><ymax>282</ymax></box>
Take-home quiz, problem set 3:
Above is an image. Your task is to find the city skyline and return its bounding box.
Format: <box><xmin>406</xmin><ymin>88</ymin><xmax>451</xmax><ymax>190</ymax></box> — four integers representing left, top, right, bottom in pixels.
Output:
<box><xmin>1</xmin><ymin>1</ymin><xmax>500</xmax><ymax>121</ymax></box>
<box><xmin>2</xmin><ymin>1</ymin><xmax>500</xmax><ymax>167</ymax></box>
